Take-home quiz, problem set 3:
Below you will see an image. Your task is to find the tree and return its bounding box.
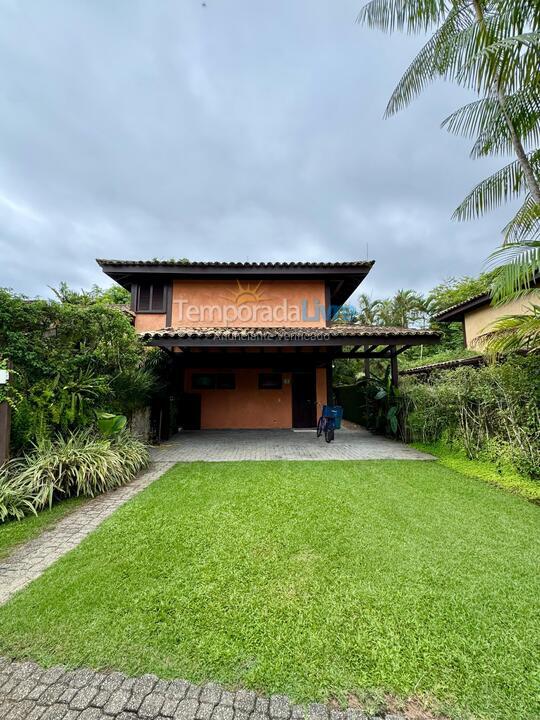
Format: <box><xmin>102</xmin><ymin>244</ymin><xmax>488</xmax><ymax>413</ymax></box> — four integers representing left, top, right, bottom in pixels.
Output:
<box><xmin>356</xmin><ymin>293</ymin><xmax>382</xmax><ymax>324</ymax></box>
<box><xmin>357</xmin><ymin>0</ymin><xmax>540</xmax><ymax>352</ymax></box>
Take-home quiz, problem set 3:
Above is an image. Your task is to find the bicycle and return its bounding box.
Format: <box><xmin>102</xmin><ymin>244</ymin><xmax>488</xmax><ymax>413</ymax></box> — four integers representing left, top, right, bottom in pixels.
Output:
<box><xmin>316</xmin><ymin>413</ymin><xmax>335</xmax><ymax>443</ymax></box>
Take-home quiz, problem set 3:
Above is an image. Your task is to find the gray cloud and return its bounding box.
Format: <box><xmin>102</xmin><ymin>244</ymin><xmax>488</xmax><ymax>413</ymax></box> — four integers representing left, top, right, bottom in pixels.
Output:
<box><xmin>0</xmin><ymin>0</ymin><xmax>514</xmax><ymax>300</ymax></box>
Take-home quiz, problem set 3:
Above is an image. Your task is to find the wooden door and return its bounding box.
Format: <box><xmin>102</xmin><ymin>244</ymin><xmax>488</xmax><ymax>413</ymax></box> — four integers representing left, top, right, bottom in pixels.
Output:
<box><xmin>292</xmin><ymin>370</ymin><xmax>317</xmax><ymax>428</ymax></box>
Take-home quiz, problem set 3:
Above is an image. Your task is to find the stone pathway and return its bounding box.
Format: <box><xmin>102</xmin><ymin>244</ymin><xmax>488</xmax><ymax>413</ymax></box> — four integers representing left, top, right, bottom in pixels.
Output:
<box><xmin>0</xmin><ymin>657</ymin><xmax>406</xmax><ymax>720</ymax></box>
<box><xmin>151</xmin><ymin>430</ymin><xmax>434</xmax><ymax>463</ymax></box>
<box><xmin>0</xmin><ymin>463</ymin><xmax>172</xmax><ymax>606</ymax></box>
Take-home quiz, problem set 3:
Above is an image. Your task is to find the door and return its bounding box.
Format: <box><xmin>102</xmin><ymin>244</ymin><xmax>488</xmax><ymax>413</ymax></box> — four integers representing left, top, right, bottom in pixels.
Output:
<box><xmin>292</xmin><ymin>370</ymin><xmax>317</xmax><ymax>428</ymax></box>
<box><xmin>179</xmin><ymin>393</ymin><xmax>201</xmax><ymax>431</ymax></box>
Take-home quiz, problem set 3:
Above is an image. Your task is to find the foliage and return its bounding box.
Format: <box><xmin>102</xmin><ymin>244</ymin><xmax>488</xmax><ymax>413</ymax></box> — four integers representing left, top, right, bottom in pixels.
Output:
<box><xmin>400</xmin><ymin>355</ymin><xmax>540</xmax><ymax>479</ymax></box>
<box><xmin>0</xmin><ymin>286</ymin><xmax>156</xmax><ymax>451</ymax></box>
<box><xmin>0</xmin><ymin>429</ymin><xmax>149</xmax><ymax>522</ymax></box>
<box><xmin>357</xmin><ymin>0</ymin><xmax>540</xmax><ymax>353</ymax></box>
<box><xmin>97</xmin><ymin>412</ymin><xmax>127</xmax><ymax>437</ymax></box>
<box><xmin>335</xmin><ymin>367</ymin><xmax>401</xmax><ymax>437</ymax></box>
<box><xmin>474</xmin><ymin>298</ymin><xmax>540</xmax><ymax>353</ymax></box>
<box><xmin>426</xmin><ymin>271</ymin><xmax>495</xmax><ymax>314</ymax></box>
<box><xmin>413</xmin><ymin>439</ymin><xmax>540</xmax><ymax>502</ymax></box>
<box><xmin>0</xmin><ymin>461</ymin><xmax>538</xmax><ymax>720</ymax></box>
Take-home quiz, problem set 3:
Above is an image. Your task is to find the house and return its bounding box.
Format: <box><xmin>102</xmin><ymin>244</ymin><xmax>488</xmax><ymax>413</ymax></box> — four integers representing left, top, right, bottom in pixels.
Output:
<box><xmin>98</xmin><ymin>259</ymin><xmax>439</xmax><ymax>430</ymax></box>
<box><xmin>434</xmin><ymin>277</ymin><xmax>539</xmax><ymax>349</ymax></box>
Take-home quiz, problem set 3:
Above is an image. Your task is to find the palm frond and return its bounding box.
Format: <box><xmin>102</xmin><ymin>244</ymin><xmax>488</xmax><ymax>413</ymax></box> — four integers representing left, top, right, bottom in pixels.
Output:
<box><xmin>356</xmin><ymin>0</ymin><xmax>447</xmax><ymax>34</ymax></box>
<box><xmin>453</xmin><ymin>152</ymin><xmax>540</xmax><ymax>221</ymax></box>
<box><xmin>475</xmin><ymin>303</ymin><xmax>540</xmax><ymax>354</ymax></box>
<box><xmin>384</xmin><ymin>5</ymin><xmax>471</xmax><ymax>116</ymax></box>
<box><xmin>503</xmin><ymin>195</ymin><xmax>540</xmax><ymax>243</ymax></box>
<box><xmin>442</xmin><ymin>90</ymin><xmax>540</xmax><ymax>158</ymax></box>
<box><xmin>487</xmin><ymin>241</ymin><xmax>540</xmax><ymax>303</ymax></box>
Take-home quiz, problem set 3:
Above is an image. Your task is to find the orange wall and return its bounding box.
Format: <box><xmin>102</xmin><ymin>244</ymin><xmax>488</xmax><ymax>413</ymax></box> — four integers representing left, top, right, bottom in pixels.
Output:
<box><xmin>134</xmin><ymin>313</ymin><xmax>167</xmax><ymax>331</ymax></box>
<box><xmin>185</xmin><ymin>368</ymin><xmax>292</xmax><ymax>429</ymax></box>
<box><xmin>184</xmin><ymin>367</ymin><xmax>328</xmax><ymax>429</ymax></box>
<box><xmin>172</xmin><ymin>279</ymin><xmax>327</xmax><ymax>328</ymax></box>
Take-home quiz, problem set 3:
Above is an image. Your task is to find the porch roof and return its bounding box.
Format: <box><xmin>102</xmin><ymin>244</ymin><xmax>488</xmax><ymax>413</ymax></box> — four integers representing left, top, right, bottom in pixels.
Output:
<box><xmin>140</xmin><ymin>324</ymin><xmax>440</xmax><ymax>352</ymax></box>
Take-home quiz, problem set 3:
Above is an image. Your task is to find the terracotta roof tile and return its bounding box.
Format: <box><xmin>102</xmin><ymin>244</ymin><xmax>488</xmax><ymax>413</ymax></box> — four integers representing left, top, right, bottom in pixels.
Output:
<box><xmin>98</xmin><ymin>259</ymin><xmax>374</xmax><ymax>269</ymax></box>
<box><xmin>139</xmin><ymin>325</ymin><xmax>440</xmax><ymax>341</ymax></box>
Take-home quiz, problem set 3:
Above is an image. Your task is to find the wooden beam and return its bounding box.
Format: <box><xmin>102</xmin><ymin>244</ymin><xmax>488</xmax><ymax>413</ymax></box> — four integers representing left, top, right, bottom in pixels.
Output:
<box><xmin>395</xmin><ymin>344</ymin><xmax>412</xmax><ymax>355</ymax></box>
<box><xmin>146</xmin><ymin>333</ymin><xmax>439</xmax><ymax>349</ymax></box>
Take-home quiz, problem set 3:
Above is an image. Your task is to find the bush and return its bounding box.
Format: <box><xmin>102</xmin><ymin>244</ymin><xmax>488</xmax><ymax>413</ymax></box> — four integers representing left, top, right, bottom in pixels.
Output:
<box><xmin>400</xmin><ymin>356</ymin><xmax>540</xmax><ymax>479</ymax></box>
<box><xmin>0</xmin><ymin>287</ymin><xmax>158</xmax><ymax>453</ymax></box>
<box><xmin>0</xmin><ymin>429</ymin><xmax>150</xmax><ymax>522</ymax></box>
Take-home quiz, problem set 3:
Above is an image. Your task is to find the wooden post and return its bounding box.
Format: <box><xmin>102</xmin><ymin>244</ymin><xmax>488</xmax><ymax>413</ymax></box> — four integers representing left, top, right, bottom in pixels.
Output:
<box><xmin>0</xmin><ymin>361</ymin><xmax>12</xmax><ymax>465</ymax></box>
<box><xmin>390</xmin><ymin>349</ymin><xmax>399</xmax><ymax>388</ymax></box>
<box><xmin>363</xmin><ymin>345</ymin><xmax>371</xmax><ymax>380</ymax></box>
<box><xmin>326</xmin><ymin>361</ymin><xmax>333</xmax><ymax>405</ymax></box>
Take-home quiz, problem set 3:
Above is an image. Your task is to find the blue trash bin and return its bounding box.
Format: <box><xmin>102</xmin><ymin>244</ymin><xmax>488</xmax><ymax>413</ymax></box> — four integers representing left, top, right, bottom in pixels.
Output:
<box><xmin>322</xmin><ymin>405</ymin><xmax>343</xmax><ymax>430</ymax></box>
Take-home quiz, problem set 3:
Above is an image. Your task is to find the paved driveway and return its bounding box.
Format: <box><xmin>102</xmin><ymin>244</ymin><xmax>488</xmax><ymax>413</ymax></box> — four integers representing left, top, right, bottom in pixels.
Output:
<box><xmin>151</xmin><ymin>427</ymin><xmax>434</xmax><ymax>462</ymax></box>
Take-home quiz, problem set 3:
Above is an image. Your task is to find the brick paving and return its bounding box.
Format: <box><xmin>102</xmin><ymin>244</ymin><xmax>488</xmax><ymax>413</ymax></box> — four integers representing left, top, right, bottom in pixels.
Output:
<box><xmin>0</xmin><ymin>657</ymin><xmax>407</xmax><ymax>720</ymax></box>
<box><xmin>151</xmin><ymin>429</ymin><xmax>434</xmax><ymax>463</ymax></box>
<box><xmin>0</xmin><ymin>463</ymin><xmax>173</xmax><ymax>606</ymax></box>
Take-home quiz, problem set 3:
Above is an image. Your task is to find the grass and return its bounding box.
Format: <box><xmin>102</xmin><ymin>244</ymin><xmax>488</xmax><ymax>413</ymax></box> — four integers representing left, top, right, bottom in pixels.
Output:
<box><xmin>0</xmin><ymin>496</ymin><xmax>87</xmax><ymax>559</ymax></box>
<box><xmin>0</xmin><ymin>461</ymin><xmax>538</xmax><ymax>720</ymax></box>
<box><xmin>413</xmin><ymin>440</ymin><xmax>540</xmax><ymax>503</ymax></box>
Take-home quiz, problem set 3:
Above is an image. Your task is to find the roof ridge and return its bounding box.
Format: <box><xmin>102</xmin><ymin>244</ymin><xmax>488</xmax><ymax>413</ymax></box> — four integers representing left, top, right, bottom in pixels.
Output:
<box><xmin>96</xmin><ymin>259</ymin><xmax>375</xmax><ymax>267</ymax></box>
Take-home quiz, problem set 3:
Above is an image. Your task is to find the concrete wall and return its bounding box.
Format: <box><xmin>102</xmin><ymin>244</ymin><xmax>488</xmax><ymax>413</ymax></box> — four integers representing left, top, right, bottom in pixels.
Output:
<box><xmin>464</xmin><ymin>292</ymin><xmax>537</xmax><ymax>348</ymax></box>
<box><xmin>129</xmin><ymin>406</ymin><xmax>151</xmax><ymax>441</ymax></box>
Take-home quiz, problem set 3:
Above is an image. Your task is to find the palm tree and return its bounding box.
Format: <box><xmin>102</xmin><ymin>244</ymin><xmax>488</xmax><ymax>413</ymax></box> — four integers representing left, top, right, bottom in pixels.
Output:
<box><xmin>357</xmin><ymin>0</ymin><xmax>540</xmax><ymax>351</ymax></box>
<box><xmin>356</xmin><ymin>293</ymin><xmax>382</xmax><ymax>325</ymax></box>
<box><xmin>357</xmin><ymin>1</ymin><xmax>540</xmax><ymax>208</ymax></box>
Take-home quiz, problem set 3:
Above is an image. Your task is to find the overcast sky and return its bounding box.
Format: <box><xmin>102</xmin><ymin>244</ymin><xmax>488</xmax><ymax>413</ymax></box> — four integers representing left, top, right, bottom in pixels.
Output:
<box><xmin>0</xmin><ymin>0</ymin><xmax>514</xmax><ymax>300</ymax></box>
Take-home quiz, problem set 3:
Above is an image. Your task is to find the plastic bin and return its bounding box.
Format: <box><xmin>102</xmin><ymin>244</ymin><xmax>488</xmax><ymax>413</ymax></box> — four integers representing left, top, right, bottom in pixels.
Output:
<box><xmin>322</xmin><ymin>405</ymin><xmax>343</xmax><ymax>429</ymax></box>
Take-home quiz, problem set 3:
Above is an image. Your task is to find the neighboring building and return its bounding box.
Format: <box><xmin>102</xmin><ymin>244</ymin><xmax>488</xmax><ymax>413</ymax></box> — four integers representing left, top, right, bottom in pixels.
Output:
<box><xmin>434</xmin><ymin>279</ymin><xmax>539</xmax><ymax>349</ymax></box>
<box><xmin>98</xmin><ymin>259</ymin><xmax>439</xmax><ymax>430</ymax></box>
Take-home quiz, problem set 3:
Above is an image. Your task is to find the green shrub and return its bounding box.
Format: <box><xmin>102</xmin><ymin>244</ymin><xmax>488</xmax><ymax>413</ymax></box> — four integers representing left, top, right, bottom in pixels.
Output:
<box><xmin>0</xmin><ymin>430</ymin><xmax>150</xmax><ymax>522</ymax></box>
<box><xmin>400</xmin><ymin>356</ymin><xmax>540</xmax><ymax>479</ymax></box>
<box><xmin>0</xmin><ymin>287</ymin><xmax>158</xmax><ymax>453</ymax></box>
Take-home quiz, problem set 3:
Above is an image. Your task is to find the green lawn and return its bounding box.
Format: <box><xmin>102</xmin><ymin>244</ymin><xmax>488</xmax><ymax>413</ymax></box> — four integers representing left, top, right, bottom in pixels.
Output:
<box><xmin>0</xmin><ymin>496</ymin><xmax>87</xmax><ymax>559</ymax></box>
<box><xmin>0</xmin><ymin>461</ymin><xmax>538</xmax><ymax>720</ymax></box>
<box><xmin>412</xmin><ymin>440</ymin><xmax>540</xmax><ymax>503</ymax></box>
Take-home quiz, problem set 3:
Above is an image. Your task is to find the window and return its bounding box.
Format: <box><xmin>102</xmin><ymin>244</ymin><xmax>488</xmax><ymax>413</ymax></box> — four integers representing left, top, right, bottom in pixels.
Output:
<box><xmin>136</xmin><ymin>283</ymin><xmax>166</xmax><ymax>312</ymax></box>
<box><xmin>192</xmin><ymin>373</ymin><xmax>236</xmax><ymax>390</ymax></box>
<box><xmin>259</xmin><ymin>373</ymin><xmax>282</xmax><ymax>390</ymax></box>
<box><xmin>216</xmin><ymin>374</ymin><xmax>236</xmax><ymax>389</ymax></box>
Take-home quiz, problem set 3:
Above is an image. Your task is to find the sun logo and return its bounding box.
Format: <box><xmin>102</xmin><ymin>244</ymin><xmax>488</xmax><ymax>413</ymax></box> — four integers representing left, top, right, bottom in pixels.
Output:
<box><xmin>223</xmin><ymin>280</ymin><xmax>269</xmax><ymax>306</ymax></box>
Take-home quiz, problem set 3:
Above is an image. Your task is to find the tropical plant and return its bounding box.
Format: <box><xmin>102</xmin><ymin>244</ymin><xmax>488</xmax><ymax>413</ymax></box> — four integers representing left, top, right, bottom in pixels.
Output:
<box><xmin>97</xmin><ymin>412</ymin><xmax>128</xmax><ymax>437</ymax></box>
<box><xmin>357</xmin><ymin>1</ymin><xmax>540</xmax><ymax>208</ymax></box>
<box><xmin>0</xmin><ymin>429</ymin><xmax>150</xmax><ymax>522</ymax></box>
<box><xmin>356</xmin><ymin>293</ymin><xmax>382</xmax><ymax>324</ymax></box>
<box><xmin>475</xmin><ymin>302</ymin><xmax>540</xmax><ymax>353</ymax></box>
<box><xmin>357</xmin><ymin>0</ymin><xmax>540</xmax><ymax>352</ymax></box>
<box><xmin>0</xmin><ymin>287</ymin><xmax>157</xmax><ymax>451</ymax></box>
<box><xmin>400</xmin><ymin>355</ymin><xmax>540</xmax><ymax>478</ymax></box>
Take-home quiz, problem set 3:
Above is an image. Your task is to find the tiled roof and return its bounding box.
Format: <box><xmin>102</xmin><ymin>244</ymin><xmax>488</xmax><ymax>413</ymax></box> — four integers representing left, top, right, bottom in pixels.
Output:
<box><xmin>433</xmin><ymin>292</ymin><xmax>489</xmax><ymax>320</ymax></box>
<box><xmin>139</xmin><ymin>325</ymin><xmax>440</xmax><ymax>341</ymax></box>
<box><xmin>97</xmin><ymin>259</ymin><xmax>374</xmax><ymax>269</ymax></box>
<box><xmin>401</xmin><ymin>355</ymin><xmax>484</xmax><ymax>375</ymax></box>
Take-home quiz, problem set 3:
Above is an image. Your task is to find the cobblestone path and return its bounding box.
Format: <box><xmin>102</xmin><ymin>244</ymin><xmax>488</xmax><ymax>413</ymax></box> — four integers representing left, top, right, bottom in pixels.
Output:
<box><xmin>0</xmin><ymin>462</ymin><xmax>173</xmax><ymax>606</ymax></box>
<box><xmin>0</xmin><ymin>657</ymin><xmax>407</xmax><ymax>720</ymax></box>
